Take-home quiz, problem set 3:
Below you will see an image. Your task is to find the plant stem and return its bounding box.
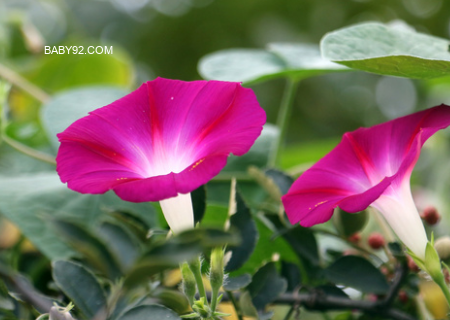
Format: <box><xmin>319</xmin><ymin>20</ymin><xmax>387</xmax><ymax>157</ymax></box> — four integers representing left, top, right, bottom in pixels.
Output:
<box><xmin>0</xmin><ymin>63</ymin><xmax>50</xmax><ymax>103</ymax></box>
<box><xmin>2</xmin><ymin>134</ymin><xmax>56</xmax><ymax>165</ymax></box>
<box><xmin>188</xmin><ymin>257</ymin><xmax>208</xmax><ymax>303</ymax></box>
<box><xmin>436</xmin><ymin>278</ymin><xmax>450</xmax><ymax>307</ymax></box>
<box><xmin>269</xmin><ymin>78</ymin><xmax>298</xmax><ymax>167</ymax></box>
<box><xmin>225</xmin><ymin>291</ymin><xmax>243</xmax><ymax>320</ymax></box>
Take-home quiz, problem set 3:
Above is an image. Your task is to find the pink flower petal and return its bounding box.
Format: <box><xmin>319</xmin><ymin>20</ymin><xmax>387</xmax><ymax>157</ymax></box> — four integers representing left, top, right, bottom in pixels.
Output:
<box><xmin>56</xmin><ymin>78</ymin><xmax>265</xmax><ymax>202</ymax></box>
<box><xmin>282</xmin><ymin>104</ymin><xmax>450</xmax><ymax>227</ymax></box>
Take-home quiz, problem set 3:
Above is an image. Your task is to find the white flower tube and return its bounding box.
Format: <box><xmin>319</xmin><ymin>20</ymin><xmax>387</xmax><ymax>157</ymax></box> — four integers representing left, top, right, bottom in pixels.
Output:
<box><xmin>372</xmin><ymin>182</ymin><xmax>427</xmax><ymax>260</ymax></box>
<box><xmin>159</xmin><ymin>192</ymin><xmax>194</xmax><ymax>234</ymax></box>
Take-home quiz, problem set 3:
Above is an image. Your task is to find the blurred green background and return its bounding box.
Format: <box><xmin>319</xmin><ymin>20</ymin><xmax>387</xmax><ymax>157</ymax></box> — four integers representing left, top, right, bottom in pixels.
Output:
<box><xmin>2</xmin><ymin>0</ymin><xmax>450</xmax><ymax>146</ymax></box>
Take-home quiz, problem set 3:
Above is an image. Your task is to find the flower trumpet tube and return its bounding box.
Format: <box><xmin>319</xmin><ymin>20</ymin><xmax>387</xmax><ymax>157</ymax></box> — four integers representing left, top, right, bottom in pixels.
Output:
<box><xmin>56</xmin><ymin>78</ymin><xmax>266</xmax><ymax>233</ymax></box>
<box><xmin>282</xmin><ymin>105</ymin><xmax>450</xmax><ymax>260</ymax></box>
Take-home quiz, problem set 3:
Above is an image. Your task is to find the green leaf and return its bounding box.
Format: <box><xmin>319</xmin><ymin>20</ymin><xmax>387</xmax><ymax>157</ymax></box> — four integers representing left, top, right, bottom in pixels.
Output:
<box><xmin>124</xmin><ymin>228</ymin><xmax>240</xmax><ymax>288</ymax></box>
<box><xmin>282</xmin><ymin>225</ymin><xmax>320</xmax><ymax>266</ymax></box>
<box><xmin>0</xmin><ymin>172</ymin><xmax>157</xmax><ymax>260</ymax></box>
<box><xmin>52</xmin><ymin>260</ymin><xmax>107</xmax><ymax>319</ymax></box>
<box><xmin>332</xmin><ymin>209</ymin><xmax>368</xmax><ymax>237</ymax></box>
<box><xmin>192</xmin><ymin>185</ymin><xmax>206</xmax><ymax>225</ymax></box>
<box><xmin>28</xmin><ymin>41</ymin><xmax>133</xmax><ymax>92</ymax></box>
<box><xmin>97</xmin><ymin>221</ymin><xmax>141</xmax><ymax>270</ymax></box>
<box><xmin>321</xmin><ymin>22</ymin><xmax>450</xmax><ymax>79</ymax></box>
<box><xmin>223</xmin><ymin>274</ymin><xmax>252</xmax><ymax>291</ymax></box>
<box><xmin>225</xmin><ymin>192</ymin><xmax>258</xmax><ymax>272</ymax></box>
<box><xmin>151</xmin><ymin>288</ymin><xmax>191</xmax><ymax>314</ymax></box>
<box><xmin>199</xmin><ymin>43</ymin><xmax>347</xmax><ymax>85</ymax></box>
<box><xmin>53</xmin><ymin>220</ymin><xmax>123</xmax><ymax>279</ymax></box>
<box><xmin>281</xmin><ymin>261</ymin><xmax>301</xmax><ymax>292</ymax></box>
<box><xmin>238</xmin><ymin>291</ymin><xmax>258</xmax><ymax>318</ymax></box>
<box><xmin>40</xmin><ymin>86</ymin><xmax>129</xmax><ymax>151</ymax></box>
<box><xmin>117</xmin><ymin>304</ymin><xmax>181</xmax><ymax>320</ymax></box>
<box><xmin>324</xmin><ymin>256</ymin><xmax>389</xmax><ymax>294</ymax></box>
<box><xmin>247</xmin><ymin>262</ymin><xmax>287</xmax><ymax>310</ymax></box>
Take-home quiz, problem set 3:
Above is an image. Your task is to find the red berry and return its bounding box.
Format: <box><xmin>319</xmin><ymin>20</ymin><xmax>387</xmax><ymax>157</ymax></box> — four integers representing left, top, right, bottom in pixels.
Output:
<box><xmin>398</xmin><ymin>290</ymin><xmax>408</xmax><ymax>304</ymax></box>
<box><xmin>444</xmin><ymin>268</ymin><xmax>450</xmax><ymax>285</ymax></box>
<box><xmin>407</xmin><ymin>256</ymin><xmax>420</xmax><ymax>273</ymax></box>
<box><xmin>368</xmin><ymin>233</ymin><xmax>385</xmax><ymax>250</ymax></box>
<box><xmin>348</xmin><ymin>233</ymin><xmax>361</xmax><ymax>243</ymax></box>
<box><xmin>420</xmin><ymin>206</ymin><xmax>440</xmax><ymax>225</ymax></box>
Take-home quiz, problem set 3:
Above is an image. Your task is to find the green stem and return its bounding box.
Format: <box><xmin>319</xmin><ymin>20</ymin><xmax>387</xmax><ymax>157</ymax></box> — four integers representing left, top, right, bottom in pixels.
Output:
<box><xmin>188</xmin><ymin>257</ymin><xmax>208</xmax><ymax>303</ymax></box>
<box><xmin>269</xmin><ymin>78</ymin><xmax>298</xmax><ymax>167</ymax></box>
<box><xmin>210</xmin><ymin>290</ymin><xmax>218</xmax><ymax>315</ymax></box>
<box><xmin>282</xmin><ymin>305</ymin><xmax>295</xmax><ymax>320</ymax></box>
<box><xmin>225</xmin><ymin>291</ymin><xmax>243</xmax><ymax>320</ymax></box>
<box><xmin>2</xmin><ymin>134</ymin><xmax>56</xmax><ymax>165</ymax></box>
<box><xmin>436</xmin><ymin>278</ymin><xmax>450</xmax><ymax>307</ymax></box>
<box><xmin>0</xmin><ymin>63</ymin><xmax>50</xmax><ymax>103</ymax></box>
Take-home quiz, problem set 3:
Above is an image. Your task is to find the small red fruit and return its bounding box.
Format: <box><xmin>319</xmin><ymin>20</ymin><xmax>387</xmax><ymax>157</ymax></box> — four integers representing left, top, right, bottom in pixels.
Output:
<box><xmin>407</xmin><ymin>256</ymin><xmax>420</xmax><ymax>273</ymax></box>
<box><xmin>368</xmin><ymin>232</ymin><xmax>385</xmax><ymax>250</ymax></box>
<box><xmin>398</xmin><ymin>290</ymin><xmax>408</xmax><ymax>304</ymax></box>
<box><xmin>420</xmin><ymin>206</ymin><xmax>440</xmax><ymax>226</ymax></box>
<box><xmin>348</xmin><ymin>233</ymin><xmax>361</xmax><ymax>243</ymax></box>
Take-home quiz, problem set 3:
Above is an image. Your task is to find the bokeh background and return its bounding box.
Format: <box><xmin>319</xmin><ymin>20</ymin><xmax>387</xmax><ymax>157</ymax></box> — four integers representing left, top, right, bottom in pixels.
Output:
<box><xmin>2</xmin><ymin>1</ymin><xmax>450</xmax><ymax>318</ymax></box>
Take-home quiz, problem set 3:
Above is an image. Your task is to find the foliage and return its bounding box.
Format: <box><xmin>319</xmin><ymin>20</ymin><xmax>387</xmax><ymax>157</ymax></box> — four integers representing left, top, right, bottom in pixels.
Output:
<box><xmin>1</xmin><ymin>2</ymin><xmax>450</xmax><ymax>320</ymax></box>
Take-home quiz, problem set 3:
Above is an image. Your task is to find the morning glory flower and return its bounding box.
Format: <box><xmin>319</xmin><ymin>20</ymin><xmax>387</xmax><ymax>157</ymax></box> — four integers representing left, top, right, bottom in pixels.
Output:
<box><xmin>56</xmin><ymin>78</ymin><xmax>266</xmax><ymax>233</ymax></box>
<box><xmin>282</xmin><ymin>104</ymin><xmax>450</xmax><ymax>259</ymax></box>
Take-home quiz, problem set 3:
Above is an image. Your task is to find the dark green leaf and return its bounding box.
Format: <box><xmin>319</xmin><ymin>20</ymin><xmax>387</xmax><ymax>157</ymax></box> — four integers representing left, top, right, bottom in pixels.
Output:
<box><xmin>281</xmin><ymin>261</ymin><xmax>301</xmax><ymax>292</ymax></box>
<box><xmin>264</xmin><ymin>169</ymin><xmax>293</xmax><ymax>196</ymax></box>
<box><xmin>223</xmin><ymin>274</ymin><xmax>252</xmax><ymax>291</ymax></box>
<box><xmin>192</xmin><ymin>186</ymin><xmax>206</xmax><ymax>225</ymax></box>
<box><xmin>97</xmin><ymin>222</ymin><xmax>141</xmax><ymax>270</ymax></box>
<box><xmin>225</xmin><ymin>192</ymin><xmax>258</xmax><ymax>272</ymax></box>
<box><xmin>125</xmin><ymin>228</ymin><xmax>240</xmax><ymax>288</ymax></box>
<box><xmin>53</xmin><ymin>220</ymin><xmax>122</xmax><ymax>279</ymax></box>
<box><xmin>247</xmin><ymin>262</ymin><xmax>287</xmax><ymax>310</ymax></box>
<box><xmin>324</xmin><ymin>256</ymin><xmax>389</xmax><ymax>294</ymax></box>
<box><xmin>282</xmin><ymin>225</ymin><xmax>320</xmax><ymax>266</ymax></box>
<box><xmin>0</xmin><ymin>172</ymin><xmax>157</xmax><ymax>260</ymax></box>
<box><xmin>321</xmin><ymin>22</ymin><xmax>450</xmax><ymax>79</ymax></box>
<box><xmin>52</xmin><ymin>260</ymin><xmax>107</xmax><ymax>319</ymax></box>
<box><xmin>117</xmin><ymin>304</ymin><xmax>181</xmax><ymax>320</ymax></box>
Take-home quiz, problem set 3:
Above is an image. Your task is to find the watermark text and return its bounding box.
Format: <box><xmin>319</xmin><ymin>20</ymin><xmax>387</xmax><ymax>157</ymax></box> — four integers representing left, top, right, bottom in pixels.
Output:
<box><xmin>44</xmin><ymin>46</ymin><xmax>113</xmax><ymax>55</ymax></box>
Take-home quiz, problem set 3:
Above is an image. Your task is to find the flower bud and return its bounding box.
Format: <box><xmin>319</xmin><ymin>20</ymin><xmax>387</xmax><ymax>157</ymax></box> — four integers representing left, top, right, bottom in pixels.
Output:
<box><xmin>434</xmin><ymin>236</ymin><xmax>450</xmax><ymax>261</ymax></box>
<box><xmin>209</xmin><ymin>247</ymin><xmax>224</xmax><ymax>297</ymax></box>
<box><xmin>398</xmin><ymin>290</ymin><xmax>408</xmax><ymax>304</ymax></box>
<box><xmin>347</xmin><ymin>232</ymin><xmax>361</xmax><ymax>243</ymax></box>
<box><xmin>421</xmin><ymin>206</ymin><xmax>440</xmax><ymax>226</ymax></box>
<box><xmin>407</xmin><ymin>256</ymin><xmax>420</xmax><ymax>273</ymax></box>
<box><xmin>368</xmin><ymin>232</ymin><xmax>385</xmax><ymax>250</ymax></box>
<box><xmin>49</xmin><ymin>304</ymin><xmax>76</xmax><ymax>320</ymax></box>
<box><xmin>181</xmin><ymin>262</ymin><xmax>196</xmax><ymax>306</ymax></box>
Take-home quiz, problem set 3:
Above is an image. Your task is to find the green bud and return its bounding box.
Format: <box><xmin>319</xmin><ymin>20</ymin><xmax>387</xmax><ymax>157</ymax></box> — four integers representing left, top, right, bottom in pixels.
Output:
<box><xmin>209</xmin><ymin>247</ymin><xmax>224</xmax><ymax>296</ymax></box>
<box><xmin>425</xmin><ymin>242</ymin><xmax>444</xmax><ymax>284</ymax></box>
<box><xmin>192</xmin><ymin>297</ymin><xmax>210</xmax><ymax>318</ymax></box>
<box><xmin>181</xmin><ymin>262</ymin><xmax>197</xmax><ymax>306</ymax></box>
<box><xmin>435</xmin><ymin>236</ymin><xmax>450</xmax><ymax>262</ymax></box>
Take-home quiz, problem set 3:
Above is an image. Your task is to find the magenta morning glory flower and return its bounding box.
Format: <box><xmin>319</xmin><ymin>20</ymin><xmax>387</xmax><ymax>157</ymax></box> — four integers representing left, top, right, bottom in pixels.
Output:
<box><xmin>56</xmin><ymin>78</ymin><xmax>266</xmax><ymax>233</ymax></box>
<box><xmin>282</xmin><ymin>104</ymin><xmax>450</xmax><ymax>259</ymax></box>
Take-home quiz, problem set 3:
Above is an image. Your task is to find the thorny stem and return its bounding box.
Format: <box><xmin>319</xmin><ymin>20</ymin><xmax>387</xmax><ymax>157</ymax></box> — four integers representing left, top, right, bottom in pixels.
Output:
<box><xmin>269</xmin><ymin>78</ymin><xmax>298</xmax><ymax>167</ymax></box>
